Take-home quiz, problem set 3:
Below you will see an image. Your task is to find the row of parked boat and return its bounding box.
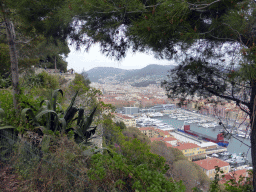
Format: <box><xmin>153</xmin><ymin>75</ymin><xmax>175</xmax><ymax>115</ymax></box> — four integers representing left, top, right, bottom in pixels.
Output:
<box><xmin>136</xmin><ymin>115</ymin><xmax>175</xmax><ymax>130</ymax></box>
<box><xmin>147</xmin><ymin>112</ymin><xmax>164</xmax><ymax>117</ymax></box>
<box><xmin>219</xmin><ymin>128</ymin><xmax>251</xmax><ymax>139</ymax></box>
<box><xmin>211</xmin><ymin>152</ymin><xmax>248</xmax><ymax>164</ymax></box>
<box><xmin>169</xmin><ymin>111</ymin><xmax>219</xmax><ymax>128</ymax></box>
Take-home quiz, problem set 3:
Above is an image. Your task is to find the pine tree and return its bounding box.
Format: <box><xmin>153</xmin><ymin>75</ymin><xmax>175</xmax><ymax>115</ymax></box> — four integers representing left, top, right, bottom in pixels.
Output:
<box><xmin>66</xmin><ymin>0</ymin><xmax>256</xmax><ymax>189</ymax></box>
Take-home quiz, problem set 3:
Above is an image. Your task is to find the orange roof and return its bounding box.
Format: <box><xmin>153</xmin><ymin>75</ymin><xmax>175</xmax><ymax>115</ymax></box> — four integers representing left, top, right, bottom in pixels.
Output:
<box><xmin>194</xmin><ymin>158</ymin><xmax>229</xmax><ymax>170</ymax></box>
<box><xmin>114</xmin><ymin>113</ymin><xmax>133</xmax><ymax>119</ymax></box>
<box><xmin>164</xmin><ymin>137</ymin><xmax>177</xmax><ymax>141</ymax></box>
<box><xmin>150</xmin><ymin>137</ymin><xmax>164</xmax><ymax>142</ymax></box>
<box><xmin>139</xmin><ymin>127</ymin><xmax>155</xmax><ymax>131</ymax></box>
<box><xmin>219</xmin><ymin>169</ymin><xmax>249</xmax><ymax>184</ymax></box>
<box><xmin>173</xmin><ymin>143</ymin><xmax>200</xmax><ymax>151</ymax></box>
<box><xmin>163</xmin><ymin>131</ymin><xmax>170</xmax><ymax>135</ymax></box>
<box><xmin>155</xmin><ymin>129</ymin><xmax>170</xmax><ymax>135</ymax></box>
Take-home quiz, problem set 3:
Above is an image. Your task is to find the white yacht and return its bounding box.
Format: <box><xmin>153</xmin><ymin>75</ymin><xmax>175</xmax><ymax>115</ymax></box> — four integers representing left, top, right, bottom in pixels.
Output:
<box><xmin>212</xmin><ymin>153</ymin><xmax>219</xmax><ymax>157</ymax></box>
<box><xmin>169</xmin><ymin>114</ymin><xmax>177</xmax><ymax>118</ymax></box>
<box><xmin>154</xmin><ymin>112</ymin><xmax>164</xmax><ymax>117</ymax></box>
<box><xmin>234</xmin><ymin>157</ymin><xmax>246</xmax><ymax>164</ymax></box>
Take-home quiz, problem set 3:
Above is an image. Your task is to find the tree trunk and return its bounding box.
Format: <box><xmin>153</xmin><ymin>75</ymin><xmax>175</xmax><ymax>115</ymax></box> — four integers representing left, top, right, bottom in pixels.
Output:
<box><xmin>250</xmin><ymin>80</ymin><xmax>256</xmax><ymax>191</ymax></box>
<box><xmin>3</xmin><ymin>12</ymin><xmax>20</xmax><ymax>112</ymax></box>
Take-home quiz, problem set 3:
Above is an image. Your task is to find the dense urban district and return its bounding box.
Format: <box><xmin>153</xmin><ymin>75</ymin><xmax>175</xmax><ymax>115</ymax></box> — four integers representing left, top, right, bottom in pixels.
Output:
<box><xmin>91</xmin><ymin>80</ymin><xmax>252</xmax><ymax>183</ymax></box>
<box><xmin>93</xmin><ymin>81</ymin><xmax>250</xmax><ymax>125</ymax></box>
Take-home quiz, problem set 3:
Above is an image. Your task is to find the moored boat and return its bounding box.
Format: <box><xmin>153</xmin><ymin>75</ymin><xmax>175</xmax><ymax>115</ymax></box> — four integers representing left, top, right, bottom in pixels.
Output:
<box><xmin>178</xmin><ymin>124</ymin><xmax>229</xmax><ymax>147</ymax></box>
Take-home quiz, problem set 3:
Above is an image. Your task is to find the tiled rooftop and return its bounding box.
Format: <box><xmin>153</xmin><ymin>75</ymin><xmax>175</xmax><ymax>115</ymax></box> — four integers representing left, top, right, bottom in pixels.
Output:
<box><xmin>164</xmin><ymin>137</ymin><xmax>177</xmax><ymax>141</ymax></box>
<box><xmin>194</xmin><ymin>158</ymin><xmax>229</xmax><ymax>170</ymax></box>
<box><xmin>219</xmin><ymin>169</ymin><xmax>249</xmax><ymax>184</ymax></box>
<box><xmin>138</xmin><ymin>127</ymin><xmax>155</xmax><ymax>131</ymax></box>
<box><xmin>173</xmin><ymin>143</ymin><xmax>200</xmax><ymax>151</ymax></box>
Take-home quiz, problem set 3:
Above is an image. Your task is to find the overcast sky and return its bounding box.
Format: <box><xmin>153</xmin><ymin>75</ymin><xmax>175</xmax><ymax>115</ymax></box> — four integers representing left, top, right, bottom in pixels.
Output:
<box><xmin>65</xmin><ymin>44</ymin><xmax>176</xmax><ymax>73</ymax></box>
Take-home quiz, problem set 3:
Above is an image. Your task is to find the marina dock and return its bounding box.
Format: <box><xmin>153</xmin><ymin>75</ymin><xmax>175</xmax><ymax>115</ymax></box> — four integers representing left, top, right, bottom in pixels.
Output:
<box><xmin>205</xmin><ymin>147</ymin><xmax>227</xmax><ymax>155</ymax></box>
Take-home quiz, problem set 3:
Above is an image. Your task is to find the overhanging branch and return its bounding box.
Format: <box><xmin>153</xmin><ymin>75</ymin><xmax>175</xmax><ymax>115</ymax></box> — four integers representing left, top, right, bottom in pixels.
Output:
<box><xmin>206</xmin><ymin>88</ymin><xmax>250</xmax><ymax>108</ymax></box>
<box><xmin>238</xmin><ymin>103</ymin><xmax>250</xmax><ymax>115</ymax></box>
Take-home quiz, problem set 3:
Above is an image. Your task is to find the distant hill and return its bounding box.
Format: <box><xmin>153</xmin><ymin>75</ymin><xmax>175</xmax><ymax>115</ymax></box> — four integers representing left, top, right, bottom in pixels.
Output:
<box><xmin>86</xmin><ymin>64</ymin><xmax>176</xmax><ymax>86</ymax></box>
<box><xmin>86</xmin><ymin>67</ymin><xmax>126</xmax><ymax>82</ymax></box>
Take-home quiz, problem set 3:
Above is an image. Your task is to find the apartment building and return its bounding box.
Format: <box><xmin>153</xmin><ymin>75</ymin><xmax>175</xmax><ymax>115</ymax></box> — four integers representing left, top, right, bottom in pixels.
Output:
<box><xmin>194</xmin><ymin>158</ymin><xmax>230</xmax><ymax>179</ymax></box>
<box><xmin>173</xmin><ymin>143</ymin><xmax>206</xmax><ymax>161</ymax></box>
<box><xmin>113</xmin><ymin>113</ymin><xmax>136</xmax><ymax>128</ymax></box>
<box><xmin>163</xmin><ymin>137</ymin><xmax>178</xmax><ymax>146</ymax></box>
<box><xmin>138</xmin><ymin>127</ymin><xmax>159</xmax><ymax>138</ymax></box>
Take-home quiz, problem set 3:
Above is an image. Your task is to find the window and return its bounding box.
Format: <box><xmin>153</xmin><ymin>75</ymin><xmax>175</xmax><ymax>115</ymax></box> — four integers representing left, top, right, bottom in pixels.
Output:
<box><xmin>197</xmin><ymin>148</ymin><xmax>199</xmax><ymax>150</ymax></box>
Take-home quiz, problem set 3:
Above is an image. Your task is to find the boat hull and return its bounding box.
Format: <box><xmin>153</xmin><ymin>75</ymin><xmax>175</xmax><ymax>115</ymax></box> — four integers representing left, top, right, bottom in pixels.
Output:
<box><xmin>177</xmin><ymin>126</ymin><xmax>229</xmax><ymax>147</ymax></box>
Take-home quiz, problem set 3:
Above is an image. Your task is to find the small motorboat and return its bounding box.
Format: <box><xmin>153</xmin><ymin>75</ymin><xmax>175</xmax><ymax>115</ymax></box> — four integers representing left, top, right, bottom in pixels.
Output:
<box><xmin>212</xmin><ymin>153</ymin><xmax>219</xmax><ymax>157</ymax></box>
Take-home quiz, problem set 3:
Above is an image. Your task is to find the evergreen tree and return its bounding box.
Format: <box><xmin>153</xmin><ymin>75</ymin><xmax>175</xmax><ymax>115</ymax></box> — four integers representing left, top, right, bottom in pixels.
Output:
<box><xmin>62</xmin><ymin>0</ymin><xmax>256</xmax><ymax>189</ymax></box>
<box><xmin>0</xmin><ymin>0</ymin><xmax>73</xmax><ymax>111</ymax></box>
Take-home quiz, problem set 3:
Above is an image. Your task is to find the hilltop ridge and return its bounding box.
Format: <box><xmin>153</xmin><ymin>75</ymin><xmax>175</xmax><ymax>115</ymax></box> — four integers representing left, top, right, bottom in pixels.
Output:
<box><xmin>87</xmin><ymin>64</ymin><xmax>176</xmax><ymax>86</ymax></box>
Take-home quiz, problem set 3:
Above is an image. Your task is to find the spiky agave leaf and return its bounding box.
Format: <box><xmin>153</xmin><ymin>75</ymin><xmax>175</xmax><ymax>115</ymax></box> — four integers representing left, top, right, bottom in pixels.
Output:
<box><xmin>87</xmin><ymin>126</ymin><xmax>97</xmax><ymax>135</ymax></box>
<box><xmin>36</xmin><ymin>110</ymin><xmax>59</xmax><ymax>132</ymax></box>
<box><xmin>52</xmin><ymin>89</ymin><xmax>63</xmax><ymax>112</ymax></box>
<box><xmin>0</xmin><ymin>126</ymin><xmax>16</xmax><ymax>130</ymax></box>
<box><xmin>40</xmin><ymin>100</ymin><xmax>51</xmax><ymax>110</ymax></box>
<box><xmin>21</xmin><ymin>108</ymin><xmax>39</xmax><ymax>126</ymax></box>
<box><xmin>81</xmin><ymin>107</ymin><xmax>97</xmax><ymax>135</ymax></box>
<box><xmin>77</xmin><ymin>108</ymin><xmax>84</xmax><ymax>127</ymax></box>
<box><xmin>64</xmin><ymin>91</ymin><xmax>78</xmax><ymax>118</ymax></box>
<box><xmin>64</xmin><ymin>91</ymin><xmax>79</xmax><ymax>124</ymax></box>
<box><xmin>59</xmin><ymin>118</ymin><xmax>67</xmax><ymax>132</ymax></box>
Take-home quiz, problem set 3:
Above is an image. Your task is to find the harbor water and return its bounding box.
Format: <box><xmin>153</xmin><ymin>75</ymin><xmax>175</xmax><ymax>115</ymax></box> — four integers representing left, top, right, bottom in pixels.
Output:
<box><xmin>154</xmin><ymin>115</ymin><xmax>252</xmax><ymax>163</ymax></box>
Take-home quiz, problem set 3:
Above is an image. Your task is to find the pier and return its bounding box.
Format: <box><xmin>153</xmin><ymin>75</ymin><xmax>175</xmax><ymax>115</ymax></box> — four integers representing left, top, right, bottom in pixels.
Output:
<box><xmin>170</xmin><ymin>131</ymin><xmax>203</xmax><ymax>145</ymax></box>
<box><xmin>205</xmin><ymin>147</ymin><xmax>227</xmax><ymax>155</ymax></box>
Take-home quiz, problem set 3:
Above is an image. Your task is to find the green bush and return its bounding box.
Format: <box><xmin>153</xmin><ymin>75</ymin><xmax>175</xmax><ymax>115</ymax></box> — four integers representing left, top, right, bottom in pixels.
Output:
<box><xmin>21</xmin><ymin>71</ymin><xmax>59</xmax><ymax>89</ymax></box>
<box><xmin>0</xmin><ymin>74</ymin><xmax>11</xmax><ymax>88</ymax></box>
<box><xmin>69</xmin><ymin>73</ymin><xmax>90</xmax><ymax>94</ymax></box>
<box><xmin>88</xmin><ymin>150</ymin><xmax>186</xmax><ymax>192</ymax></box>
<box><xmin>38</xmin><ymin>71</ymin><xmax>59</xmax><ymax>89</ymax></box>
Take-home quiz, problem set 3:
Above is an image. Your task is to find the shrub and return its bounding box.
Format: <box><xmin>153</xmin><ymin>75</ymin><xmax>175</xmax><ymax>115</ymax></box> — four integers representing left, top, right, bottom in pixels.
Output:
<box><xmin>21</xmin><ymin>71</ymin><xmax>59</xmax><ymax>89</ymax></box>
<box><xmin>12</xmin><ymin>136</ymin><xmax>90</xmax><ymax>191</ymax></box>
<box><xmin>38</xmin><ymin>71</ymin><xmax>59</xmax><ymax>89</ymax></box>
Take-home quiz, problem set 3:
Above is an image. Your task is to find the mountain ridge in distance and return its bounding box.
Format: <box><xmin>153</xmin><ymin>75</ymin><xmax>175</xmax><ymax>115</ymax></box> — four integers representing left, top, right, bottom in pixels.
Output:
<box><xmin>86</xmin><ymin>64</ymin><xmax>176</xmax><ymax>87</ymax></box>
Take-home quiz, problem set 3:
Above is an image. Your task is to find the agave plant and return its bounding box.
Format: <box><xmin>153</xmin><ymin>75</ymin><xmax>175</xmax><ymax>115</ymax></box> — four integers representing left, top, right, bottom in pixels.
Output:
<box><xmin>65</xmin><ymin>106</ymin><xmax>98</xmax><ymax>146</ymax></box>
<box><xmin>21</xmin><ymin>89</ymin><xmax>98</xmax><ymax>147</ymax></box>
<box><xmin>22</xmin><ymin>89</ymin><xmax>67</xmax><ymax>134</ymax></box>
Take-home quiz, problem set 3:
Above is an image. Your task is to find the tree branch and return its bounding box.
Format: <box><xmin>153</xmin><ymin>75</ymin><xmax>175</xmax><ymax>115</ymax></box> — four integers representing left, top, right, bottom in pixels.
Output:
<box><xmin>215</xmin><ymin>110</ymin><xmax>251</xmax><ymax>149</ymax></box>
<box><xmin>206</xmin><ymin>88</ymin><xmax>250</xmax><ymax>107</ymax></box>
<box><xmin>188</xmin><ymin>0</ymin><xmax>221</xmax><ymax>11</ymax></box>
<box><xmin>238</xmin><ymin>103</ymin><xmax>250</xmax><ymax>115</ymax></box>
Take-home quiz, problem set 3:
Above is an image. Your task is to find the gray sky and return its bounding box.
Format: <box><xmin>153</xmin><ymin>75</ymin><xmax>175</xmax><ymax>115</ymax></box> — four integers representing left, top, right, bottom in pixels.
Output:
<box><xmin>66</xmin><ymin>44</ymin><xmax>175</xmax><ymax>73</ymax></box>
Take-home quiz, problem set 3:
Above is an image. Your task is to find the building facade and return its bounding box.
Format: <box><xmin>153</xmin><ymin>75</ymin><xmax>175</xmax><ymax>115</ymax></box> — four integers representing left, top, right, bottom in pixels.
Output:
<box><xmin>138</xmin><ymin>127</ymin><xmax>159</xmax><ymax>138</ymax></box>
<box><xmin>123</xmin><ymin>107</ymin><xmax>139</xmax><ymax>115</ymax></box>
<box><xmin>173</xmin><ymin>143</ymin><xmax>206</xmax><ymax>161</ymax></box>
<box><xmin>113</xmin><ymin>113</ymin><xmax>136</xmax><ymax>127</ymax></box>
<box><xmin>194</xmin><ymin>158</ymin><xmax>230</xmax><ymax>179</ymax></box>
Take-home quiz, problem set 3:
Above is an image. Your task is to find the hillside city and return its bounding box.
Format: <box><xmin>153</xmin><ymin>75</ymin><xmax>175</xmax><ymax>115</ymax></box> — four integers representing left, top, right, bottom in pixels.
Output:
<box><xmin>1</xmin><ymin>1</ymin><xmax>255</xmax><ymax>191</ymax></box>
<box><xmin>90</xmin><ymin>78</ymin><xmax>251</xmax><ymax>184</ymax></box>
<box><xmin>15</xmin><ymin>66</ymin><xmax>253</xmax><ymax>188</ymax></box>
